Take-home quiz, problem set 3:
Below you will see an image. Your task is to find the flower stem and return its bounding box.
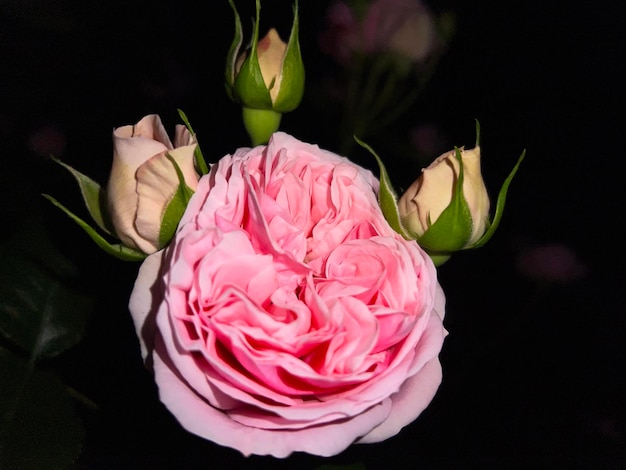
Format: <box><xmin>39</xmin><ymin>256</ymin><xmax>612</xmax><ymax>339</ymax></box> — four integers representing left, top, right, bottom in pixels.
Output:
<box><xmin>242</xmin><ymin>107</ymin><xmax>282</xmax><ymax>146</ymax></box>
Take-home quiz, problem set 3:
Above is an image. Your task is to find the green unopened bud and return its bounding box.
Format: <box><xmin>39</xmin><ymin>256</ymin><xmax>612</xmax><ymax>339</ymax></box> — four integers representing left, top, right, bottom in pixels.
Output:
<box><xmin>226</xmin><ymin>0</ymin><xmax>305</xmax><ymax>145</ymax></box>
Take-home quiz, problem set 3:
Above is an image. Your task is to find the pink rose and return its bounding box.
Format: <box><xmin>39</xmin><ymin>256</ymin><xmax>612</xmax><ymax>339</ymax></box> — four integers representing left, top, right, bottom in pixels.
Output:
<box><xmin>129</xmin><ymin>132</ymin><xmax>446</xmax><ymax>457</ymax></box>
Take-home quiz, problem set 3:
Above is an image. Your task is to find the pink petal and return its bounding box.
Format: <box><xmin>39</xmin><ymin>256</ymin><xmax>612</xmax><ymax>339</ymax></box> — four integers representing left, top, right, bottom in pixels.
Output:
<box><xmin>357</xmin><ymin>358</ymin><xmax>442</xmax><ymax>443</ymax></box>
<box><xmin>152</xmin><ymin>345</ymin><xmax>393</xmax><ymax>457</ymax></box>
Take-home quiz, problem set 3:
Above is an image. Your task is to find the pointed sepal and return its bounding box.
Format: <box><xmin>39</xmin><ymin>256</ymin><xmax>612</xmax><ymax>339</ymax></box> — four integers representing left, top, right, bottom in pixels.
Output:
<box><xmin>41</xmin><ymin>194</ymin><xmax>146</xmax><ymax>261</ymax></box>
<box><xmin>355</xmin><ymin>136</ymin><xmax>413</xmax><ymax>240</ymax></box>
<box><xmin>469</xmin><ymin>148</ymin><xmax>526</xmax><ymax>249</ymax></box>
<box><xmin>50</xmin><ymin>157</ymin><xmax>114</xmax><ymax>236</ymax></box>
<box><xmin>272</xmin><ymin>0</ymin><xmax>305</xmax><ymax>113</ymax></box>
<box><xmin>225</xmin><ymin>0</ymin><xmax>244</xmax><ymax>101</ymax></box>
<box><xmin>232</xmin><ymin>0</ymin><xmax>274</xmax><ymax>110</ymax></box>
<box><xmin>157</xmin><ymin>153</ymin><xmax>195</xmax><ymax>248</ymax></box>
<box><xmin>177</xmin><ymin>108</ymin><xmax>209</xmax><ymax>175</ymax></box>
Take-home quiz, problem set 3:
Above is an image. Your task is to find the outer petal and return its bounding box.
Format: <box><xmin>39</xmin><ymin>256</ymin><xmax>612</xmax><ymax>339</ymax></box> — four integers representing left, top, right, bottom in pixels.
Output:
<box><xmin>173</xmin><ymin>124</ymin><xmax>195</xmax><ymax>148</ymax></box>
<box><xmin>357</xmin><ymin>313</ymin><xmax>446</xmax><ymax>443</ymax></box>
<box><xmin>107</xmin><ymin>115</ymin><xmax>171</xmax><ymax>251</ymax></box>
<box><xmin>152</xmin><ymin>342</ymin><xmax>393</xmax><ymax>458</ymax></box>
<box><xmin>134</xmin><ymin>144</ymin><xmax>199</xmax><ymax>252</ymax></box>
<box><xmin>357</xmin><ymin>283</ymin><xmax>446</xmax><ymax>443</ymax></box>
<box><xmin>132</xmin><ymin>114</ymin><xmax>174</xmax><ymax>148</ymax></box>
<box><xmin>128</xmin><ymin>250</ymin><xmax>165</xmax><ymax>361</ymax></box>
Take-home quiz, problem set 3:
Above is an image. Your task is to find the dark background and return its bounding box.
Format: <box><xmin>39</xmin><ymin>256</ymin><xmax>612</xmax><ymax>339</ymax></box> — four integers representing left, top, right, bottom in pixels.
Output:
<box><xmin>1</xmin><ymin>0</ymin><xmax>625</xmax><ymax>468</ymax></box>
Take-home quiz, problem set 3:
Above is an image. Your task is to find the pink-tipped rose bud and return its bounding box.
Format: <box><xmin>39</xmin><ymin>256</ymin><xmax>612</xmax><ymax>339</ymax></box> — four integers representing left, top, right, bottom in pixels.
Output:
<box><xmin>107</xmin><ymin>114</ymin><xmax>199</xmax><ymax>254</ymax></box>
<box><xmin>251</xmin><ymin>28</ymin><xmax>287</xmax><ymax>104</ymax></box>
<box><xmin>398</xmin><ymin>146</ymin><xmax>490</xmax><ymax>248</ymax></box>
<box><xmin>226</xmin><ymin>3</ymin><xmax>304</xmax><ymax>113</ymax></box>
<box><xmin>225</xmin><ymin>1</ymin><xmax>305</xmax><ymax>145</ymax></box>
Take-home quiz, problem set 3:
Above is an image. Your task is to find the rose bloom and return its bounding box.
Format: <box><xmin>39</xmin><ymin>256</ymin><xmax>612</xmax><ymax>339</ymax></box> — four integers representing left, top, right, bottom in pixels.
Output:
<box><xmin>129</xmin><ymin>132</ymin><xmax>446</xmax><ymax>457</ymax></box>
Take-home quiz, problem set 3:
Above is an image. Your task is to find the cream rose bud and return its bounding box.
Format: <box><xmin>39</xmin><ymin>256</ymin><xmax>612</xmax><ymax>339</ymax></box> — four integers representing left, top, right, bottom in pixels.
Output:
<box><xmin>398</xmin><ymin>146</ymin><xmax>490</xmax><ymax>247</ymax></box>
<box><xmin>107</xmin><ymin>114</ymin><xmax>199</xmax><ymax>254</ymax></box>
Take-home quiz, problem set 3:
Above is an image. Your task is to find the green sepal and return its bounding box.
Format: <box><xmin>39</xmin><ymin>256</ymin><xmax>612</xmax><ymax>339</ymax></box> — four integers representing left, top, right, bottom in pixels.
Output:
<box><xmin>225</xmin><ymin>0</ymin><xmax>244</xmax><ymax>101</ymax></box>
<box><xmin>468</xmin><ymin>149</ymin><xmax>526</xmax><ymax>249</ymax></box>
<box><xmin>272</xmin><ymin>0</ymin><xmax>305</xmax><ymax>113</ymax></box>
<box><xmin>50</xmin><ymin>157</ymin><xmax>113</xmax><ymax>236</ymax></box>
<box><xmin>233</xmin><ymin>0</ymin><xmax>274</xmax><ymax>110</ymax></box>
<box><xmin>177</xmin><ymin>108</ymin><xmax>209</xmax><ymax>175</ymax></box>
<box><xmin>0</xmin><ymin>347</ymin><xmax>85</xmax><ymax>470</ymax></box>
<box><xmin>41</xmin><ymin>194</ymin><xmax>146</xmax><ymax>261</ymax></box>
<box><xmin>355</xmin><ymin>136</ymin><xmax>413</xmax><ymax>240</ymax></box>
<box><xmin>417</xmin><ymin>148</ymin><xmax>473</xmax><ymax>252</ymax></box>
<box><xmin>157</xmin><ymin>153</ymin><xmax>195</xmax><ymax>248</ymax></box>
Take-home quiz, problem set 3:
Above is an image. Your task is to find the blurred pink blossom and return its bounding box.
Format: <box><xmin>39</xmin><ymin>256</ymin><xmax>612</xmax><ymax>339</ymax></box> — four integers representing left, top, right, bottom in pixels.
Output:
<box><xmin>515</xmin><ymin>243</ymin><xmax>587</xmax><ymax>284</ymax></box>
<box><xmin>320</xmin><ymin>0</ymin><xmax>443</xmax><ymax>65</ymax></box>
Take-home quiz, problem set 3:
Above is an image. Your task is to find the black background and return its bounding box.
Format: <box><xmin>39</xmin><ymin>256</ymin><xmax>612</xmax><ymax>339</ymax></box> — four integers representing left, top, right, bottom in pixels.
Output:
<box><xmin>1</xmin><ymin>0</ymin><xmax>625</xmax><ymax>468</ymax></box>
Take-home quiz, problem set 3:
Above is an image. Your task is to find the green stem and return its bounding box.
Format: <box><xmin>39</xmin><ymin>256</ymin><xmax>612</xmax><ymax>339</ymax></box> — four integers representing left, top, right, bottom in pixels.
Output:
<box><xmin>373</xmin><ymin>56</ymin><xmax>442</xmax><ymax>131</ymax></box>
<box><xmin>338</xmin><ymin>56</ymin><xmax>367</xmax><ymax>156</ymax></box>
<box><xmin>342</xmin><ymin>57</ymin><xmax>391</xmax><ymax>154</ymax></box>
<box><xmin>242</xmin><ymin>107</ymin><xmax>282</xmax><ymax>146</ymax></box>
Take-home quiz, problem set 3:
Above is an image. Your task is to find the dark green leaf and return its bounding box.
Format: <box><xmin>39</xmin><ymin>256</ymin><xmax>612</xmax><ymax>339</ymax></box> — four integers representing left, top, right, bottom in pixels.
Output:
<box><xmin>0</xmin><ymin>347</ymin><xmax>84</xmax><ymax>470</ymax></box>
<box><xmin>0</xmin><ymin>222</ymin><xmax>91</xmax><ymax>359</ymax></box>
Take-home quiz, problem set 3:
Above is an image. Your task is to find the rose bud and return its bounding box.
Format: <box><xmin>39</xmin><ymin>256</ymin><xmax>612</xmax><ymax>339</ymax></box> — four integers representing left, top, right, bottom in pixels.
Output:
<box><xmin>107</xmin><ymin>114</ymin><xmax>199</xmax><ymax>254</ymax></box>
<box><xmin>398</xmin><ymin>147</ymin><xmax>489</xmax><ymax>251</ymax></box>
<box><xmin>363</xmin><ymin>122</ymin><xmax>524</xmax><ymax>266</ymax></box>
<box><xmin>225</xmin><ymin>0</ymin><xmax>305</xmax><ymax>145</ymax></box>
